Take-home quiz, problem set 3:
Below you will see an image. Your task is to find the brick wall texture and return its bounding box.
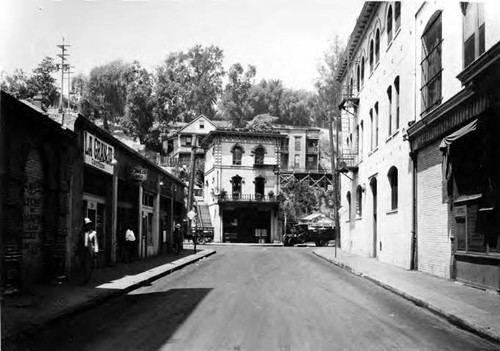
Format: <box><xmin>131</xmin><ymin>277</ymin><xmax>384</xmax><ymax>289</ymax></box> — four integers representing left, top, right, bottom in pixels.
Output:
<box><xmin>417</xmin><ymin>140</ymin><xmax>451</xmax><ymax>279</ymax></box>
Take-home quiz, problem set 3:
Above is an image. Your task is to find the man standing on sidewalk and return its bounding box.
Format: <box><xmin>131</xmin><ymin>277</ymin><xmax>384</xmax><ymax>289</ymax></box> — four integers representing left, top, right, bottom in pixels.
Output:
<box><xmin>124</xmin><ymin>225</ymin><xmax>136</xmax><ymax>263</ymax></box>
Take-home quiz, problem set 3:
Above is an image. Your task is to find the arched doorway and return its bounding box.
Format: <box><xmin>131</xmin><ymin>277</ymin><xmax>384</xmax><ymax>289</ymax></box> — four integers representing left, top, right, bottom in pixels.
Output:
<box><xmin>23</xmin><ymin>148</ymin><xmax>45</xmax><ymax>283</ymax></box>
<box><xmin>370</xmin><ymin>177</ymin><xmax>378</xmax><ymax>258</ymax></box>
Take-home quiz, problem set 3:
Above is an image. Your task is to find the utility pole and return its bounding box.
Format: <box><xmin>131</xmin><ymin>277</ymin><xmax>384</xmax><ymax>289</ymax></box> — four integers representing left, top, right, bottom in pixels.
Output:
<box><xmin>56</xmin><ymin>38</ymin><xmax>70</xmax><ymax>124</ymax></box>
<box><xmin>187</xmin><ymin>135</ymin><xmax>197</xmax><ymax>253</ymax></box>
<box><xmin>329</xmin><ymin>113</ymin><xmax>341</xmax><ymax>258</ymax></box>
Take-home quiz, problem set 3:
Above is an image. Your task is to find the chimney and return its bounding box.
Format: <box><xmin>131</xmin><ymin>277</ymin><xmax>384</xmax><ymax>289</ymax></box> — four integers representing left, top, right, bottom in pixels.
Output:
<box><xmin>33</xmin><ymin>93</ymin><xmax>43</xmax><ymax>109</ymax></box>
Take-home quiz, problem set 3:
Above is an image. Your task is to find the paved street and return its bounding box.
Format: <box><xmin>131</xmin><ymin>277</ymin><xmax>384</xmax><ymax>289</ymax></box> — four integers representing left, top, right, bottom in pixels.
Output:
<box><xmin>7</xmin><ymin>246</ymin><xmax>500</xmax><ymax>351</ymax></box>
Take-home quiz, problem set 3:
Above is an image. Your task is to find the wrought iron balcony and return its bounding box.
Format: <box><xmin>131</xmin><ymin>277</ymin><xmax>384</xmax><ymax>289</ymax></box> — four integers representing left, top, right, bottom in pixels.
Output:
<box><xmin>216</xmin><ymin>193</ymin><xmax>279</xmax><ymax>203</ymax></box>
<box><xmin>337</xmin><ymin>153</ymin><xmax>359</xmax><ymax>173</ymax></box>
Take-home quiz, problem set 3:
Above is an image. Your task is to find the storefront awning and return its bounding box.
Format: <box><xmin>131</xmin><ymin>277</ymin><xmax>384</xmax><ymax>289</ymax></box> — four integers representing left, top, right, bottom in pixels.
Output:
<box><xmin>440</xmin><ymin>119</ymin><xmax>478</xmax><ymax>182</ymax></box>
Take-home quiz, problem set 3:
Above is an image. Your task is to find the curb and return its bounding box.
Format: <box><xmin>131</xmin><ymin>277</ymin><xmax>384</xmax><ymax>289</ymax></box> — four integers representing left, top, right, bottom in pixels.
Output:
<box><xmin>312</xmin><ymin>251</ymin><xmax>500</xmax><ymax>345</ymax></box>
<box><xmin>204</xmin><ymin>243</ymin><xmax>284</xmax><ymax>247</ymax></box>
<box><xmin>3</xmin><ymin>249</ymin><xmax>216</xmax><ymax>343</ymax></box>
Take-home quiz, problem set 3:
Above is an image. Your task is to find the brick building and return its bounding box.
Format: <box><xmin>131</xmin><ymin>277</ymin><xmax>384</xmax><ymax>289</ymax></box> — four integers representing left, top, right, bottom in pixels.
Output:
<box><xmin>408</xmin><ymin>2</ymin><xmax>500</xmax><ymax>290</ymax></box>
<box><xmin>1</xmin><ymin>91</ymin><xmax>77</xmax><ymax>291</ymax></box>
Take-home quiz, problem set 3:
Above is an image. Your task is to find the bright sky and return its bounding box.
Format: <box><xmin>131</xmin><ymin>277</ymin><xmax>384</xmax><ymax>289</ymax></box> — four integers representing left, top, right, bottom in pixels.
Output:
<box><xmin>0</xmin><ymin>0</ymin><xmax>363</xmax><ymax>91</ymax></box>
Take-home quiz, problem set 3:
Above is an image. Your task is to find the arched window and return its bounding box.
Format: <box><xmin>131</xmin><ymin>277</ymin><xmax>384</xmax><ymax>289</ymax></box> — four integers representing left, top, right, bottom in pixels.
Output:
<box><xmin>356</xmin><ymin>185</ymin><xmax>363</xmax><ymax>217</ymax></box>
<box><xmin>356</xmin><ymin>64</ymin><xmax>360</xmax><ymax>92</ymax></box>
<box><xmin>421</xmin><ymin>11</ymin><xmax>442</xmax><ymax>113</ymax></box>
<box><xmin>395</xmin><ymin>2</ymin><xmax>401</xmax><ymax>31</ymax></box>
<box><xmin>347</xmin><ymin>191</ymin><xmax>352</xmax><ymax>220</ymax></box>
<box><xmin>394</xmin><ymin>76</ymin><xmax>400</xmax><ymax>130</ymax></box>
<box><xmin>375</xmin><ymin>29</ymin><xmax>380</xmax><ymax>63</ymax></box>
<box><xmin>388</xmin><ymin>166</ymin><xmax>398</xmax><ymax>210</ymax></box>
<box><xmin>361</xmin><ymin>57</ymin><xmax>365</xmax><ymax>86</ymax></box>
<box><xmin>387</xmin><ymin>86</ymin><xmax>393</xmax><ymax>136</ymax></box>
<box><xmin>231</xmin><ymin>175</ymin><xmax>242</xmax><ymax>199</ymax></box>
<box><xmin>231</xmin><ymin>144</ymin><xmax>243</xmax><ymax>165</ymax></box>
<box><xmin>369</xmin><ymin>40</ymin><xmax>374</xmax><ymax>72</ymax></box>
<box><xmin>387</xmin><ymin>6</ymin><xmax>393</xmax><ymax>44</ymax></box>
<box><xmin>254</xmin><ymin>145</ymin><xmax>265</xmax><ymax>165</ymax></box>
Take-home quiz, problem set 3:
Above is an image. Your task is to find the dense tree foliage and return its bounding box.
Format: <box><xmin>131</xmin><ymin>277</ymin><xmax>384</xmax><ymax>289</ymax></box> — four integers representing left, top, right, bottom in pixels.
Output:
<box><xmin>314</xmin><ymin>34</ymin><xmax>345</xmax><ymax>127</ymax></box>
<box><xmin>246</xmin><ymin>114</ymin><xmax>278</xmax><ymax>131</ymax></box>
<box><xmin>1</xmin><ymin>57</ymin><xmax>59</xmax><ymax>110</ymax></box>
<box><xmin>280</xmin><ymin>180</ymin><xmax>318</xmax><ymax>223</ymax></box>
<box><xmin>154</xmin><ymin>45</ymin><xmax>225</xmax><ymax>124</ymax></box>
<box><xmin>2</xmin><ymin>39</ymin><xmax>345</xmax><ymax>154</ymax></box>
<box><xmin>218</xmin><ymin>63</ymin><xmax>256</xmax><ymax>128</ymax></box>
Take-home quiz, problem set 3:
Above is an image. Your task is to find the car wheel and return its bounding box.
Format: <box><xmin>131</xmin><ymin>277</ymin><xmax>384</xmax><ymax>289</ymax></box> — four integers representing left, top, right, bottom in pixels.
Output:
<box><xmin>196</xmin><ymin>236</ymin><xmax>206</xmax><ymax>245</ymax></box>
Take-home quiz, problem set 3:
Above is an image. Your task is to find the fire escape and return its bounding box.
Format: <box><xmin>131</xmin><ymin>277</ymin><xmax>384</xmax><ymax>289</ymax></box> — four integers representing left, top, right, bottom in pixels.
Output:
<box><xmin>338</xmin><ymin>79</ymin><xmax>360</xmax><ymax>175</ymax></box>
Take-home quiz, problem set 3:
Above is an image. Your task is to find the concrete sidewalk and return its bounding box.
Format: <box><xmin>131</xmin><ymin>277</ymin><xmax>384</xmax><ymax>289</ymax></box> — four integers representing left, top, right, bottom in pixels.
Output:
<box><xmin>314</xmin><ymin>247</ymin><xmax>500</xmax><ymax>344</ymax></box>
<box><xmin>1</xmin><ymin>248</ymin><xmax>215</xmax><ymax>343</ymax></box>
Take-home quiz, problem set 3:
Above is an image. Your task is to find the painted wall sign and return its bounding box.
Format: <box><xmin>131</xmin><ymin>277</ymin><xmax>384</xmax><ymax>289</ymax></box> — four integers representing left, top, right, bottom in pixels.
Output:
<box><xmin>129</xmin><ymin>166</ymin><xmax>148</xmax><ymax>181</ymax></box>
<box><xmin>23</xmin><ymin>150</ymin><xmax>45</xmax><ymax>280</ymax></box>
<box><xmin>84</xmin><ymin>131</ymin><xmax>114</xmax><ymax>174</ymax></box>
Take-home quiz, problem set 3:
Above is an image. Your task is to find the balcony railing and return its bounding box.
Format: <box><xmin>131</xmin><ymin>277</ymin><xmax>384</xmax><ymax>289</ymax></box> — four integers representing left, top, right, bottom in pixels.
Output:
<box><xmin>337</xmin><ymin>153</ymin><xmax>359</xmax><ymax>172</ymax></box>
<box><xmin>306</xmin><ymin>146</ymin><xmax>319</xmax><ymax>154</ymax></box>
<box><xmin>217</xmin><ymin>193</ymin><xmax>278</xmax><ymax>202</ymax></box>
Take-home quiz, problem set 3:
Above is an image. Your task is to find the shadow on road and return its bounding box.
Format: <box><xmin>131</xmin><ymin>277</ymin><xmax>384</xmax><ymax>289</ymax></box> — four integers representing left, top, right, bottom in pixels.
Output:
<box><xmin>4</xmin><ymin>288</ymin><xmax>213</xmax><ymax>351</ymax></box>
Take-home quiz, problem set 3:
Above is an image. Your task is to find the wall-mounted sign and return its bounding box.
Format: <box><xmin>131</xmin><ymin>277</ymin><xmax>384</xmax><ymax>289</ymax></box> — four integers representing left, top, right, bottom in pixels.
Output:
<box><xmin>84</xmin><ymin>131</ymin><xmax>114</xmax><ymax>174</ymax></box>
<box><xmin>129</xmin><ymin>166</ymin><xmax>148</xmax><ymax>181</ymax></box>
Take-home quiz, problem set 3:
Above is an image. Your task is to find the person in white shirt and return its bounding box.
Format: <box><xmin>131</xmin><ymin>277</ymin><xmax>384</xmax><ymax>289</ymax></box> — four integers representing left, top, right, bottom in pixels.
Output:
<box><xmin>84</xmin><ymin>217</ymin><xmax>99</xmax><ymax>256</ymax></box>
<box><xmin>125</xmin><ymin>225</ymin><xmax>136</xmax><ymax>263</ymax></box>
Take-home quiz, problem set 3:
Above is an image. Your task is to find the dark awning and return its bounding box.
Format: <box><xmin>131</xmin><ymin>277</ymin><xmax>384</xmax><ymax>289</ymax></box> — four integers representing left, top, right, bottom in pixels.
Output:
<box><xmin>440</xmin><ymin>119</ymin><xmax>478</xmax><ymax>182</ymax></box>
<box><xmin>439</xmin><ymin>119</ymin><xmax>478</xmax><ymax>150</ymax></box>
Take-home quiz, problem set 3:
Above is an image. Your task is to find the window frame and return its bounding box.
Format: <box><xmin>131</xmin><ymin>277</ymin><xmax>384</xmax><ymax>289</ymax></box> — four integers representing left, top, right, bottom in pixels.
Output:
<box><xmin>387</xmin><ymin>5</ymin><xmax>393</xmax><ymax>44</ymax></box>
<box><xmin>388</xmin><ymin>166</ymin><xmax>398</xmax><ymax>210</ymax></box>
<box><xmin>421</xmin><ymin>11</ymin><xmax>443</xmax><ymax>114</ymax></box>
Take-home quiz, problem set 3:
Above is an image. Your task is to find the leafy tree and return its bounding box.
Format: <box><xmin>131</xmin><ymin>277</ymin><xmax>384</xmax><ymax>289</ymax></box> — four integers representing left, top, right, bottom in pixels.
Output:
<box><xmin>29</xmin><ymin>57</ymin><xmax>59</xmax><ymax>108</ymax></box>
<box><xmin>279</xmin><ymin>89</ymin><xmax>313</xmax><ymax>126</ymax></box>
<box><xmin>246</xmin><ymin>114</ymin><xmax>278</xmax><ymax>131</ymax></box>
<box><xmin>1</xmin><ymin>57</ymin><xmax>59</xmax><ymax>110</ymax></box>
<box><xmin>121</xmin><ymin>61</ymin><xmax>155</xmax><ymax>144</ymax></box>
<box><xmin>154</xmin><ymin>45</ymin><xmax>225</xmax><ymax>124</ymax></box>
<box><xmin>248</xmin><ymin>79</ymin><xmax>284</xmax><ymax>118</ymax></box>
<box><xmin>280</xmin><ymin>180</ymin><xmax>318</xmax><ymax>223</ymax></box>
<box><xmin>219</xmin><ymin>63</ymin><xmax>256</xmax><ymax>128</ymax></box>
<box><xmin>0</xmin><ymin>69</ymin><xmax>31</xmax><ymax>99</ymax></box>
<box><xmin>86</xmin><ymin>60</ymin><xmax>132</xmax><ymax>130</ymax></box>
<box><xmin>314</xmin><ymin>34</ymin><xmax>345</xmax><ymax>127</ymax></box>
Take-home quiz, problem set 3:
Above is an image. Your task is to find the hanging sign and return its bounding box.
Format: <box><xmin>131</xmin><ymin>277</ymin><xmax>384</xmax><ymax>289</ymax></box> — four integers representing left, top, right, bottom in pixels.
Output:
<box><xmin>129</xmin><ymin>166</ymin><xmax>148</xmax><ymax>181</ymax></box>
<box><xmin>84</xmin><ymin>131</ymin><xmax>114</xmax><ymax>174</ymax></box>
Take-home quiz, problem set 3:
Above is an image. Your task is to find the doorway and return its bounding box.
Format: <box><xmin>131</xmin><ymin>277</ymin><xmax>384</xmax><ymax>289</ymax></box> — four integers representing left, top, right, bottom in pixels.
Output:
<box><xmin>370</xmin><ymin>177</ymin><xmax>378</xmax><ymax>258</ymax></box>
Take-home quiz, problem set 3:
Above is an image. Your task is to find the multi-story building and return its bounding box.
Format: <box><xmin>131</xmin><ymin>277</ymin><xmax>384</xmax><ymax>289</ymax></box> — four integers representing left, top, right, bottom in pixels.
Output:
<box><xmin>407</xmin><ymin>2</ymin><xmax>500</xmax><ymax>290</ymax></box>
<box><xmin>164</xmin><ymin>115</ymin><xmax>217</xmax><ymax>168</ymax></box>
<box><xmin>337</xmin><ymin>2</ymin><xmax>415</xmax><ymax>269</ymax></box>
<box><xmin>201</xmin><ymin>129</ymin><xmax>285</xmax><ymax>243</ymax></box>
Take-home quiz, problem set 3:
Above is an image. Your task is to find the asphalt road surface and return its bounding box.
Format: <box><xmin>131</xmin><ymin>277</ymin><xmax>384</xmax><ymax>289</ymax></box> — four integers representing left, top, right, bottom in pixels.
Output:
<box><xmin>7</xmin><ymin>246</ymin><xmax>500</xmax><ymax>351</ymax></box>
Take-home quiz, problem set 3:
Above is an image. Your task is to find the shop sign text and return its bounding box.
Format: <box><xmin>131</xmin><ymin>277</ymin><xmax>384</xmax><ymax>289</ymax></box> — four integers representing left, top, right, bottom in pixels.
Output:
<box><xmin>84</xmin><ymin>131</ymin><xmax>114</xmax><ymax>174</ymax></box>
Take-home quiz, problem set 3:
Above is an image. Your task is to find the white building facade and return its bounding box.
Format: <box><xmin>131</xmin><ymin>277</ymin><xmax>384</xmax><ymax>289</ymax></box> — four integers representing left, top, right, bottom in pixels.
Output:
<box><xmin>337</xmin><ymin>2</ymin><xmax>416</xmax><ymax>269</ymax></box>
<box><xmin>202</xmin><ymin>130</ymin><xmax>284</xmax><ymax>243</ymax></box>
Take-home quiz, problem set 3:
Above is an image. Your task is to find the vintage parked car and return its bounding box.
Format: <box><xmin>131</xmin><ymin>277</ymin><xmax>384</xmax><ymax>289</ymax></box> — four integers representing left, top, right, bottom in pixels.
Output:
<box><xmin>185</xmin><ymin>227</ymin><xmax>215</xmax><ymax>245</ymax></box>
<box><xmin>283</xmin><ymin>223</ymin><xmax>334</xmax><ymax>247</ymax></box>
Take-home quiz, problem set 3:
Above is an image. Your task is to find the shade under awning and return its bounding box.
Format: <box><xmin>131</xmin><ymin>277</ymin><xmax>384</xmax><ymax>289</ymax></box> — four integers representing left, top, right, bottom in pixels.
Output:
<box><xmin>440</xmin><ymin>119</ymin><xmax>478</xmax><ymax>183</ymax></box>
